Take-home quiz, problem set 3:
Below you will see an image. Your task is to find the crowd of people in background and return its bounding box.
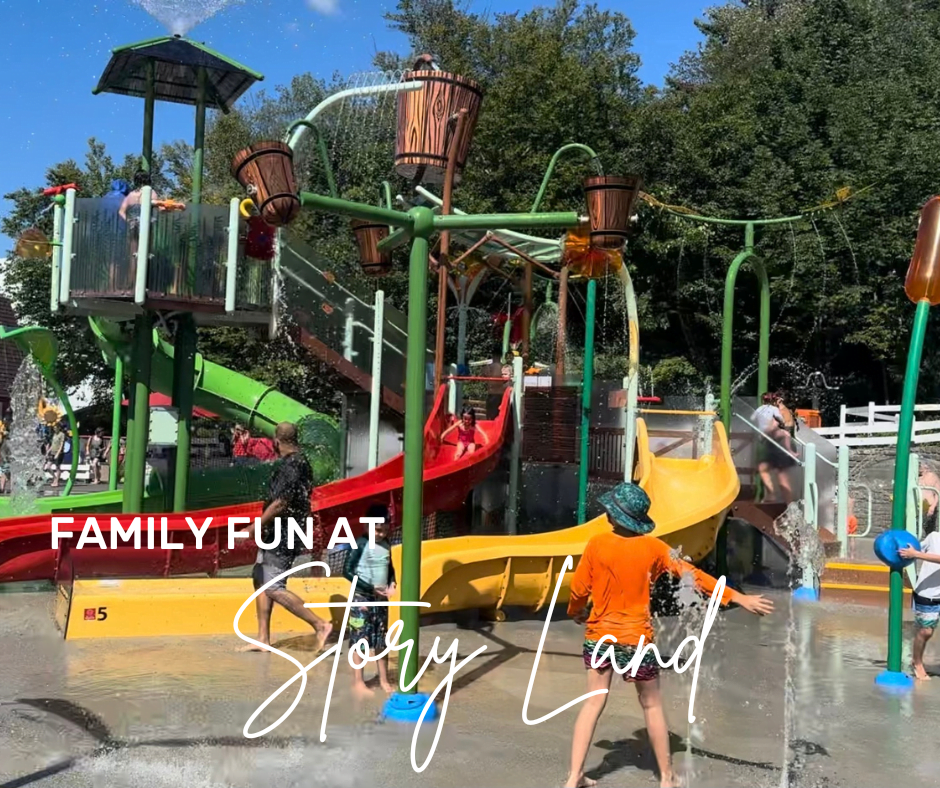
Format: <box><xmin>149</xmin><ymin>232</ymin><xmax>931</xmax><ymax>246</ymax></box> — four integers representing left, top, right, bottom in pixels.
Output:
<box><xmin>0</xmin><ymin>408</ymin><xmax>282</xmax><ymax>495</ymax></box>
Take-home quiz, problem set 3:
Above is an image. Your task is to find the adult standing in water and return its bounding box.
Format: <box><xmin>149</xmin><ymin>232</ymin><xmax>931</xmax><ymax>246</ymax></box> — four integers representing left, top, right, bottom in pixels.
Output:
<box><xmin>239</xmin><ymin>422</ymin><xmax>332</xmax><ymax>652</ymax></box>
<box><xmin>563</xmin><ymin>483</ymin><xmax>774</xmax><ymax>788</ymax></box>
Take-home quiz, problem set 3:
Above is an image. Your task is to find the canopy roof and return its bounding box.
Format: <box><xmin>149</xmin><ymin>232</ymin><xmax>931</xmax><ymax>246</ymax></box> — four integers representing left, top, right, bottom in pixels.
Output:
<box><xmin>93</xmin><ymin>36</ymin><xmax>263</xmax><ymax>113</ymax></box>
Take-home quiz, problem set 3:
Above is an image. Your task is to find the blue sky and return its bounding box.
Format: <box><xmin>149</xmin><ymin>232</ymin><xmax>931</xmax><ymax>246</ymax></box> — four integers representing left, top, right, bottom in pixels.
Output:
<box><xmin>0</xmin><ymin>0</ymin><xmax>710</xmax><ymax>251</ymax></box>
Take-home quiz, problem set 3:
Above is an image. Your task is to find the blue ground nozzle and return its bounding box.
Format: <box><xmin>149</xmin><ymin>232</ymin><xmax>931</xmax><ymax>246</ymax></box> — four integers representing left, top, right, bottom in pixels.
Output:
<box><xmin>382</xmin><ymin>692</ymin><xmax>440</xmax><ymax>723</ymax></box>
<box><xmin>792</xmin><ymin>586</ymin><xmax>819</xmax><ymax>602</ymax></box>
<box><xmin>874</xmin><ymin>669</ymin><xmax>914</xmax><ymax>693</ymax></box>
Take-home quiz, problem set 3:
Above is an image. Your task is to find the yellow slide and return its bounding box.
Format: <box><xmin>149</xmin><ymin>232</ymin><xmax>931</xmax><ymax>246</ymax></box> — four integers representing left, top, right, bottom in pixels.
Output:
<box><xmin>59</xmin><ymin>418</ymin><xmax>739</xmax><ymax>639</ymax></box>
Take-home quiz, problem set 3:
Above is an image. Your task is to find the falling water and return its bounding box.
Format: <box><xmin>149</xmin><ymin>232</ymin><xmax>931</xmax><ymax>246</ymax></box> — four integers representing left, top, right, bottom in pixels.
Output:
<box><xmin>652</xmin><ymin>545</ymin><xmax>726</xmax><ymax>786</ymax></box>
<box><xmin>8</xmin><ymin>358</ymin><xmax>47</xmax><ymax>515</ymax></box>
<box><xmin>128</xmin><ymin>0</ymin><xmax>244</xmax><ymax>36</ymax></box>
<box><xmin>773</xmin><ymin>503</ymin><xmax>825</xmax><ymax>788</ymax></box>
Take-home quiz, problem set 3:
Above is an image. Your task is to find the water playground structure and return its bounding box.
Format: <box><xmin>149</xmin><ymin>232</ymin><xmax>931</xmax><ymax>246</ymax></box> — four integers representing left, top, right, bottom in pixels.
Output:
<box><xmin>1</xmin><ymin>21</ymin><xmax>939</xmax><ymax>702</ymax></box>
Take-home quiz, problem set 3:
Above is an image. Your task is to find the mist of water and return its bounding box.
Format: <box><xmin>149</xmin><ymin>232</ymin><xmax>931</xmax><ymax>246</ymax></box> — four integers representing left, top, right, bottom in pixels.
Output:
<box><xmin>8</xmin><ymin>358</ymin><xmax>47</xmax><ymax>515</ymax></box>
<box><xmin>129</xmin><ymin>0</ymin><xmax>244</xmax><ymax>36</ymax></box>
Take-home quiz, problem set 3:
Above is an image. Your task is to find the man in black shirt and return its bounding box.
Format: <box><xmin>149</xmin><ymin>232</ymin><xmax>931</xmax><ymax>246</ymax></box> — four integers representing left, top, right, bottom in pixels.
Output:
<box><xmin>240</xmin><ymin>422</ymin><xmax>332</xmax><ymax>651</ymax></box>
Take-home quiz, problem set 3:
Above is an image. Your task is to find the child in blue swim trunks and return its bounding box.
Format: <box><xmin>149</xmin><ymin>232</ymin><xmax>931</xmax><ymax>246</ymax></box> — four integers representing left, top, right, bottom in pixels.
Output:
<box><xmin>900</xmin><ymin>521</ymin><xmax>940</xmax><ymax>680</ymax></box>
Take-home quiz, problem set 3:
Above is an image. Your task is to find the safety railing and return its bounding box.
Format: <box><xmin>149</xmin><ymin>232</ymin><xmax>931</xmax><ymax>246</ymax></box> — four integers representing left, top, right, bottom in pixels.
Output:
<box><xmin>278</xmin><ymin>233</ymin><xmax>430</xmax><ymax>400</ymax></box>
<box><xmin>55</xmin><ymin>190</ymin><xmax>273</xmax><ymax>319</ymax></box>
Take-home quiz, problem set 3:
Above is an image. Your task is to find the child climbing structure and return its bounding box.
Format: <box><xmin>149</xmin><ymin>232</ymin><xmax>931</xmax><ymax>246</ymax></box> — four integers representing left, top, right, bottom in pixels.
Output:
<box><xmin>1</xmin><ymin>40</ymin><xmax>740</xmax><ymax>697</ymax></box>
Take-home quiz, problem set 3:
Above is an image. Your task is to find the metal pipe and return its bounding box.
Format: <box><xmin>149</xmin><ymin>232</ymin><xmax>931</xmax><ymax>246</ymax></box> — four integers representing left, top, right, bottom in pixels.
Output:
<box><xmin>284</xmin><ymin>119</ymin><xmax>338</xmax><ymax>199</ymax></box>
<box><xmin>885</xmin><ymin>298</ymin><xmax>930</xmax><ymax>677</ymax></box>
<box><xmin>720</xmin><ymin>245</ymin><xmax>770</xmax><ymax>429</ymax></box>
<box><xmin>285</xmin><ymin>80</ymin><xmax>423</xmax><ymax>150</ymax></box>
<box><xmin>134</xmin><ymin>186</ymin><xmax>153</xmax><ymax>305</ymax></box>
<box><xmin>577</xmin><ymin>279</ymin><xmax>597</xmax><ymax>523</ymax></box>
<box><xmin>59</xmin><ymin>189</ymin><xmax>77</xmax><ymax>306</ymax></box>
<box><xmin>398</xmin><ymin>207</ymin><xmax>434</xmax><ymax>693</ymax></box>
<box><xmin>300</xmin><ymin>191</ymin><xmax>413</xmax><ymax>228</ymax></box>
<box><xmin>109</xmin><ymin>355</ymin><xmax>123</xmax><ymax>492</ymax></box>
<box><xmin>530</xmin><ymin>143</ymin><xmax>602</xmax><ymax>213</ymax></box>
<box><xmin>225</xmin><ymin>198</ymin><xmax>240</xmax><ymax>313</ymax></box>
<box><xmin>368</xmin><ymin>290</ymin><xmax>384</xmax><ymax>470</ymax></box>
<box><xmin>122</xmin><ymin>313</ymin><xmax>153</xmax><ymax>513</ymax></box>
<box><xmin>50</xmin><ymin>203</ymin><xmax>63</xmax><ymax>313</ymax></box>
<box><xmin>507</xmin><ymin>356</ymin><xmax>524</xmax><ymax>534</ymax></box>
<box><xmin>435</xmin><ymin>211</ymin><xmax>581</xmax><ymax>232</ymax></box>
<box><xmin>142</xmin><ymin>59</ymin><xmax>155</xmax><ymax>173</ymax></box>
<box><xmin>171</xmin><ymin>315</ymin><xmax>197</xmax><ymax>512</ymax></box>
<box><xmin>837</xmin><ymin>443</ymin><xmax>849</xmax><ymax>557</ymax></box>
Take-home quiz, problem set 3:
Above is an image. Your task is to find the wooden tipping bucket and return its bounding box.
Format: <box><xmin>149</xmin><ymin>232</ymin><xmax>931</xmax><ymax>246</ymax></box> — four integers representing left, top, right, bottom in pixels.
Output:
<box><xmin>231</xmin><ymin>141</ymin><xmax>301</xmax><ymax>227</ymax></box>
<box><xmin>395</xmin><ymin>57</ymin><xmax>483</xmax><ymax>184</ymax></box>
<box><xmin>351</xmin><ymin>220</ymin><xmax>392</xmax><ymax>276</ymax></box>
<box><xmin>583</xmin><ymin>175</ymin><xmax>643</xmax><ymax>249</ymax></box>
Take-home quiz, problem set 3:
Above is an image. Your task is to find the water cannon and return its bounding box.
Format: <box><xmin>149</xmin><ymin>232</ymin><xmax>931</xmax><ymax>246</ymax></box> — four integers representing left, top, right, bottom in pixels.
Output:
<box><xmin>42</xmin><ymin>184</ymin><xmax>78</xmax><ymax>197</ymax></box>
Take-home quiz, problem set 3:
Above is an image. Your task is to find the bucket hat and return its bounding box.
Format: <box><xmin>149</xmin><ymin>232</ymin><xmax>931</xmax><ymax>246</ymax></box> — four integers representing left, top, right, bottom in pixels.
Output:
<box><xmin>597</xmin><ymin>482</ymin><xmax>655</xmax><ymax>535</ymax></box>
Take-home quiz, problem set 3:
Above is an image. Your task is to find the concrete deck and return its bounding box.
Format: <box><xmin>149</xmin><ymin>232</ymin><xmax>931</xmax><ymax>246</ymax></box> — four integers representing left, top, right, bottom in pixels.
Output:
<box><xmin>1</xmin><ymin>589</ymin><xmax>938</xmax><ymax>787</ymax></box>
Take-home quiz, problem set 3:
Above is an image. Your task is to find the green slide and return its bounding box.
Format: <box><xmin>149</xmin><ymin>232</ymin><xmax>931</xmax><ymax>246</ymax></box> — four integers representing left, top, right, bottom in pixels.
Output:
<box><xmin>0</xmin><ymin>320</ymin><xmax>339</xmax><ymax>517</ymax></box>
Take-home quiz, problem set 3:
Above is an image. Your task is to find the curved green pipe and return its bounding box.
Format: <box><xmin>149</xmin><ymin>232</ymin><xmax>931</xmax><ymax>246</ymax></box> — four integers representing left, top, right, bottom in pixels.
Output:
<box><xmin>0</xmin><ymin>325</ymin><xmax>79</xmax><ymax>496</ymax></box>
<box><xmin>662</xmin><ymin>208</ymin><xmax>804</xmax><ymax>227</ymax></box>
<box><xmin>284</xmin><ymin>119</ymin><xmax>338</xmax><ymax>199</ymax></box>
<box><xmin>530</xmin><ymin>143</ymin><xmax>603</xmax><ymax>213</ymax></box>
<box><xmin>719</xmin><ymin>245</ymin><xmax>770</xmax><ymax>430</ymax></box>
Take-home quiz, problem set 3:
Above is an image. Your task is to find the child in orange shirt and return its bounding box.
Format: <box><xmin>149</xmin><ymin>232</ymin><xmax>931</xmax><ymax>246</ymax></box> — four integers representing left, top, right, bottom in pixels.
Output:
<box><xmin>564</xmin><ymin>483</ymin><xmax>774</xmax><ymax>788</ymax></box>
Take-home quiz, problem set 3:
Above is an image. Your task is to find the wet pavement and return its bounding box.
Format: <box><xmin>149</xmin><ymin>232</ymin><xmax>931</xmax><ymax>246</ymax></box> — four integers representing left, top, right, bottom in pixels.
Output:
<box><xmin>2</xmin><ymin>589</ymin><xmax>939</xmax><ymax>787</ymax></box>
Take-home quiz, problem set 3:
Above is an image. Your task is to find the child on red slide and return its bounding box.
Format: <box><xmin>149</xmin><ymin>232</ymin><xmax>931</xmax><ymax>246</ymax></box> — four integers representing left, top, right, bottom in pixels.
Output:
<box><xmin>441</xmin><ymin>407</ymin><xmax>489</xmax><ymax>459</ymax></box>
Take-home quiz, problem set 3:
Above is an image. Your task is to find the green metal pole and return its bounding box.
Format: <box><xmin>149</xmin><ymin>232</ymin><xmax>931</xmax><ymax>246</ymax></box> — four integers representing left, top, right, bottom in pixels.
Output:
<box><xmin>123</xmin><ymin>314</ymin><xmax>152</xmax><ymax>513</ymax></box>
<box><xmin>171</xmin><ymin>316</ymin><xmax>197</xmax><ymax>511</ymax></box>
<box><xmin>530</xmin><ymin>143</ymin><xmax>602</xmax><ymax>213</ymax></box>
<box><xmin>749</xmin><ymin>223</ymin><xmax>771</xmax><ymax>407</ymax></box>
<box><xmin>142</xmin><ymin>59</ymin><xmax>155</xmax><ymax>174</ymax></box>
<box><xmin>577</xmin><ymin>279</ymin><xmax>597</xmax><ymax>523</ymax></box>
<box><xmin>109</xmin><ymin>355</ymin><xmax>123</xmax><ymax>492</ymax></box>
<box><xmin>719</xmin><ymin>235</ymin><xmax>770</xmax><ymax>430</ymax></box>
<box><xmin>886</xmin><ymin>298</ymin><xmax>930</xmax><ymax>676</ymax></box>
<box><xmin>720</xmin><ymin>249</ymin><xmax>752</xmax><ymax>430</ymax></box>
<box><xmin>398</xmin><ymin>207</ymin><xmax>433</xmax><ymax>693</ymax></box>
<box><xmin>168</xmin><ymin>67</ymin><xmax>206</xmax><ymax>511</ymax></box>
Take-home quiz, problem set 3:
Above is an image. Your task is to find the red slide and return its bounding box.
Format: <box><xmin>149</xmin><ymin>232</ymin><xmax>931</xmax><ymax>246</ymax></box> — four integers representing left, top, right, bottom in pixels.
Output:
<box><xmin>0</xmin><ymin>387</ymin><xmax>512</xmax><ymax>583</ymax></box>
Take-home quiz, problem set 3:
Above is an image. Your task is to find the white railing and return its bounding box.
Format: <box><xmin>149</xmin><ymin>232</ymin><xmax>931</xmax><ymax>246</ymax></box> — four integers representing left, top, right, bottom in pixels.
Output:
<box><xmin>816</xmin><ymin>402</ymin><xmax>940</xmax><ymax>446</ymax></box>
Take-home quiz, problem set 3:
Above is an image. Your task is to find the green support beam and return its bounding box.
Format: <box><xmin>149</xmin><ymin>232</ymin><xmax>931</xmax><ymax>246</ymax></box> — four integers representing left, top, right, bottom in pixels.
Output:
<box><xmin>719</xmin><ymin>224</ymin><xmax>769</xmax><ymax>430</ymax></box>
<box><xmin>171</xmin><ymin>315</ymin><xmax>198</xmax><ymax>511</ymax></box>
<box><xmin>398</xmin><ymin>207</ymin><xmax>434</xmax><ymax>693</ymax></box>
<box><xmin>109</xmin><ymin>355</ymin><xmax>123</xmax><ymax>492</ymax></box>
<box><xmin>885</xmin><ymin>298</ymin><xmax>930</xmax><ymax>676</ymax></box>
<box><xmin>123</xmin><ymin>314</ymin><xmax>153</xmax><ymax>513</ymax></box>
<box><xmin>577</xmin><ymin>279</ymin><xmax>597</xmax><ymax>523</ymax></box>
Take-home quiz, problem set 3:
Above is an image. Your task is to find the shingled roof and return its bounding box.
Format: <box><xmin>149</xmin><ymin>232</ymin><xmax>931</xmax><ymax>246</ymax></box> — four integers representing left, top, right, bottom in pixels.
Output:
<box><xmin>0</xmin><ymin>296</ymin><xmax>25</xmax><ymax>406</ymax></box>
<box><xmin>92</xmin><ymin>36</ymin><xmax>263</xmax><ymax>113</ymax></box>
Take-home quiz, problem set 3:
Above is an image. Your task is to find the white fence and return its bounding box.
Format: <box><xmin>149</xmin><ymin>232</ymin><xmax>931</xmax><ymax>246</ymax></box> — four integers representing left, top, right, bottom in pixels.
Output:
<box><xmin>815</xmin><ymin>403</ymin><xmax>940</xmax><ymax>447</ymax></box>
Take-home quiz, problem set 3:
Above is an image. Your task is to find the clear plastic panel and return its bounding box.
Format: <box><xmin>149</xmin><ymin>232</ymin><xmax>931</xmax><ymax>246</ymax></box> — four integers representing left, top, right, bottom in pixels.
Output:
<box><xmin>72</xmin><ymin>198</ymin><xmax>135</xmax><ymax>297</ymax></box>
<box><xmin>280</xmin><ymin>235</ymin><xmax>429</xmax><ymax>398</ymax></box>
<box><xmin>147</xmin><ymin>205</ymin><xmax>230</xmax><ymax>302</ymax></box>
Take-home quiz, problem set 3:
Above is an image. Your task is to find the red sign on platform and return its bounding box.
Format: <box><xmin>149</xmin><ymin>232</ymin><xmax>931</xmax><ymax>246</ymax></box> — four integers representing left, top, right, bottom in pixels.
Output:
<box><xmin>83</xmin><ymin>608</ymin><xmax>96</xmax><ymax>621</ymax></box>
